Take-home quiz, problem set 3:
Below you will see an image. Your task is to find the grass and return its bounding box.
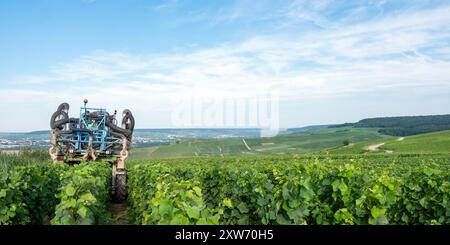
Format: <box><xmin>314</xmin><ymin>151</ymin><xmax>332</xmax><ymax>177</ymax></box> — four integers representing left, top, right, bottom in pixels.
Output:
<box><xmin>129</xmin><ymin>127</ymin><xmax>392</xmax><ymax>160</ymax></box>
<box><xmin>0</xmin><ymin>155</ymin><xmax>48</xmax><ymax>174</ymax></box>
<box><xmin>329</xmin><ymin>130</ymin><xmax>450</xmax><ymax>155</ymax></box>
<box><xmin>328</xmin><ymin>139</ymin><xmax>388</xmax><ymax>154</ymax></box>
<box><xmin>0</xmin><ymin>148</ymin><xmax>51</xmax><ymax>174</ymax></box>
<box><xmin>381</xmin><ymin>130</ymin><xmax>450</xmax><ymax>154</ymax></box>
<box><xmin>127</xmin><ymin>153</ymin><xmax>450</xmax><ymax>171</ymax></box>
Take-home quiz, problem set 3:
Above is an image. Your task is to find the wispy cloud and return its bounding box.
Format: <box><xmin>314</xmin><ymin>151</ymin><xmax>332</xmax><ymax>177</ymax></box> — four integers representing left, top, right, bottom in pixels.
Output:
<box><xmin>16</xmin><ymin>4</ymin><xmax>450</xmax><ymax>92</ymax></box>
<box><xmin>2</xmin><ymin>1</ymin><xmax>450</xmax><ymax>131</ymax></box>
<box><xmin>16</xmin><ymin>5</ymin><xmax>450</xmax><ymax>91</ymax></box>
<box><xmin>152</xmin><ymin>0</ymin><xmax>180</xmax><ymax>11</ymax></box>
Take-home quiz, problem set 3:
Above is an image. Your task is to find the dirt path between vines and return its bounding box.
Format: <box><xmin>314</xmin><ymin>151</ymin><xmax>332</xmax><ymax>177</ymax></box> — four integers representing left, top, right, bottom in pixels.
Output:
<box><xmin>366</xmin><ymin>143</ymin><xmax>385</xmax><ymax>151</ymax></box>
<box><xmin>242</xmin><ymin>139</ymin><xmax>251</xmax><ymax>151</ymax></box>
<box><xmin>217</xmin><ymin>146</ymin><xmax>224</xmax><ymax>157</ymax></box>
<box><xmin>107</xmin><ymin>203</ymin><xmax>129</xmax><ymax>225</ymax></box>
<box><xmin>365</xmin><ymin>142</ymin><xmax>394</xmax><ymax>153</ymax></box>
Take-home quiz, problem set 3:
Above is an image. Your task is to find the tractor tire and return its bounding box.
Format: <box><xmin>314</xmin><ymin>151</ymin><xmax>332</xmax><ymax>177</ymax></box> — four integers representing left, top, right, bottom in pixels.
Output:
<box><xmin>121</xmin><ymin>109</ymin><xmax>135</xmax><ymax>131</ymax></box>
<box><xmin>114</xmin><ymin>173</ymin><xmax>127</xmax><ymax>203</ymax></box>
<box><xmin>50</xmin><ymin>110</ymin><xmax>69</xmax><ymax>129</ymax></box>
<box><xmin>68</xmin><ymin>119</ymin><xmax>78</xmax><ymax>130</ymax></box>
<box><xmin>57</xmin><ymin>102</ymin><xmax>70</xmax><ymax>112</ymax></box>
<box><xmin>107</xmin><ymin>121</ymin><xmax>132</xmax><ymax>138</ymax></box>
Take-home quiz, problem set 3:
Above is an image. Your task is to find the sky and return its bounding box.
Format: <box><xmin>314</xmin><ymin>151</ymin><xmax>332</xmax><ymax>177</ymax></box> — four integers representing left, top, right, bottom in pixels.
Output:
<box><xmin>1</xmin><ymin>0</ymin><xmax>450</xmax><ymax>132</ymax></box>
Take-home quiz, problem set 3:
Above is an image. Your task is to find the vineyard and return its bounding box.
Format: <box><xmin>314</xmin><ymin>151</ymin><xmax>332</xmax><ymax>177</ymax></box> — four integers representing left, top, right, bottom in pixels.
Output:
<box><xmin>1</xmin><ymin>154</ymin><xmax>449</xmax><ymax>225</ymax></box>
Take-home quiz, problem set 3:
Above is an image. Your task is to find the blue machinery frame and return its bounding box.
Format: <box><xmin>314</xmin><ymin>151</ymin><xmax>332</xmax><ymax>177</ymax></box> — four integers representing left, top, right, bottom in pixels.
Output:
<box><xmin>58</xmin><ymin>105</ymin><xmax>122</xmax><ymax>154</ymax></box>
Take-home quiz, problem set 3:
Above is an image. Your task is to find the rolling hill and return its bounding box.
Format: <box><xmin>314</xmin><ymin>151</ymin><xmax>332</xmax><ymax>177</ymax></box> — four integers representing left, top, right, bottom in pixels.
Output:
<box><xmin>129</xmin><ymin>127</ymin><xmax>392</xmax><ymax>160</ymax></box>
<box><xmin>331</xmin><ymin>114</ymin><xmax>450</xmax><ymax>136</ymax></box>
<box><xmin>329</xmin><ymin>130</ymin><xmax>450</xmax><ymax>154</ymax></box>
<box><xmin>381</xmin><ymin>130</ymin><xmax>450</xmax><ymax>154</ymax></box>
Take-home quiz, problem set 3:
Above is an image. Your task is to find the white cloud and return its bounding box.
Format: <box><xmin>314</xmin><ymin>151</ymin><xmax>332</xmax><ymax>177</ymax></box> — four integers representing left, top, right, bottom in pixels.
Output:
<box><xmin>152</xmin><ymin>0</ymin><xmax>180</xmax><ymax>11</ymax></box>
<box><xmin>2</xmin><ymin>2</ymin><xmax>450</xmax><ymax>130</ymax></box>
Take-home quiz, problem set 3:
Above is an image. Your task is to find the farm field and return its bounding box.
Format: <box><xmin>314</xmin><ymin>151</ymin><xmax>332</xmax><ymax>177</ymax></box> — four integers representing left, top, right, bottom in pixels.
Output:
<box><xmin>1</xmin><ymin>152</ymin><xmax>449</xmax><ymax>225</ymax></box>
<box><xmin>1</xmin><ymin>126</ymin><xmax>450</xmax><ymax>225</ymax></box>
<box><xmin>0</xmin><ymin>150</ymin><xmax>50</xmax><ymax>174</ymax></box>
<box><xmin>130</xmin><ymin>127</ymin><xmax>393</xmax><ymax>160</ymax></box>
<box><xmin>330</xmin><ymin>130</ymin><xmax>450</xmax><ymax>154</ymax></box>
<box><xmin>381</xmin><ymin>130</ymin><xmax>450</xmax><ymax>153</ymax></box>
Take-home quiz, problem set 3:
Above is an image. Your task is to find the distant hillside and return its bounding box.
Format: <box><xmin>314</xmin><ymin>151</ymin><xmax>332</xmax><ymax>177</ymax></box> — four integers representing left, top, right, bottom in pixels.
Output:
<box><xmin>331</xmin><ymin>114</ymin><xmax>450</xmax><ymax>136</ymax></box>
<box><xmin>381</xmin><ymin>130</ymin><xmax>450</xmax><ymax>154</ymax></box>
<box><xmin>0</xmin><ymin>128</ymin><xmax>262</xmax><ymax>149</ymax></box>
<box><xmin>129</xmin><ymin>127</ymin><xmax>390</xmax><ymax>159</ymax></box>
<box><xmin>284</xmin><ymin>125</ymin><xmax>329</xmax><ymax>133</ymax></box>
<box><xmin>330</xmin><ymin>130</ymin><xmax>450</xmax><ymax>154</ymax></box>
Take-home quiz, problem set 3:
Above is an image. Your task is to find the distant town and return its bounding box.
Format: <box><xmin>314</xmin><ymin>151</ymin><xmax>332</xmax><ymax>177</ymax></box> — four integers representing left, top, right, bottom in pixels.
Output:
<box><xmin>0</xmin><ymin>128</ymin><xmax>263</xmax><ymax>150</ymax></box>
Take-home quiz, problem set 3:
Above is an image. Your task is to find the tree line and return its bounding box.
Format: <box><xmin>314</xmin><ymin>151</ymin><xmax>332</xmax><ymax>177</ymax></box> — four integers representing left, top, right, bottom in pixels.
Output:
<box><xmin>330</xmin><ymin>114</ymin><xmax>450</xmax><ymax>136</ymax></box>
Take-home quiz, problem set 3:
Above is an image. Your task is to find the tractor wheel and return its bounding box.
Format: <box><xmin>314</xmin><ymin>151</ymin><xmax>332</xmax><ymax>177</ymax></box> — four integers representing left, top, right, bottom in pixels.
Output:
<box><xmin>50</xmin><ymin>110</ymin><xmax>69</xmax><ymax>129</ymax></box>
<box><xmin>114</xmin><ymin>172</ymin><xmax>127</xmax><ymax>203</ymax></box>
<box><xmin>57</xmin><ymin>102</ymin><xmax>70</xmax><ymax>113</ymax></box>
<box><xmin>121</xmin><ymin>109</ymin><xmax>135</xmax><ymax>131</ymax></box>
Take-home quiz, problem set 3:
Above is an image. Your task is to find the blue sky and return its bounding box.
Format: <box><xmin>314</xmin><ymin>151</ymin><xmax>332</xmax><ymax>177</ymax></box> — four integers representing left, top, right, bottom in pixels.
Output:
<box><xmin>1</xmin><ymin>0</ymin><xmax>450</xmax><ymax>131</ymax></box>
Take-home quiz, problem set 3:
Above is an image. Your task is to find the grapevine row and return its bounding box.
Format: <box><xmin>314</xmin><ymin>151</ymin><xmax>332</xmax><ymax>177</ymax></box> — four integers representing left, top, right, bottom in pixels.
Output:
<box><xmin>127</xmin><ymin>157</ymin><xmax>450</xmax><ymax>225</ymax></box>
<box><xmin>0</xmin><ymin>162</ymin><xmax>111</xmax><ymax>225</ymax></box>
